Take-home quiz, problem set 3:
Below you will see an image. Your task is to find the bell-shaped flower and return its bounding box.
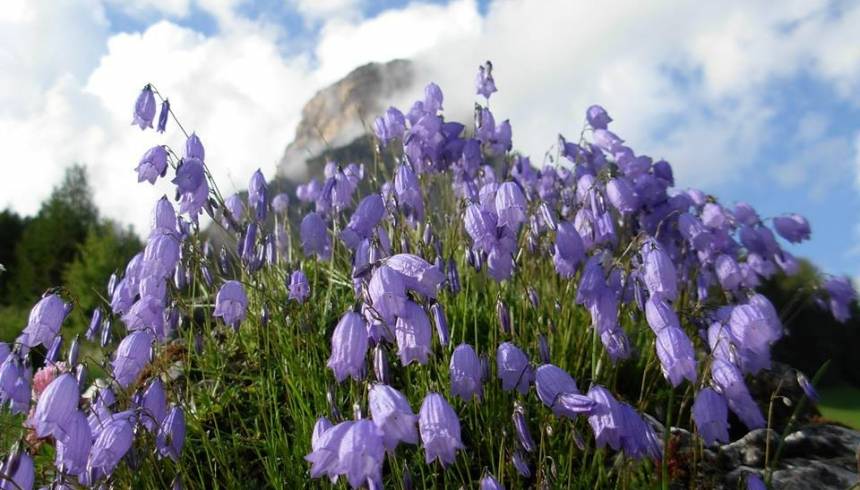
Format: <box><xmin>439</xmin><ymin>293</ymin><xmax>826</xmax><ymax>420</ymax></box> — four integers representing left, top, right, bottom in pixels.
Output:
<box><xmin>185</xmin><ymin>132</ymin><xmax>205</xmax><ymax>160</ymax></box>
<box><xmin>823</xmin><ymin>276</ymin><xmax>856</xmax><ymax>323</ymax></box>
<box><xmin>0</xmin><ymin>451</ymin><xmax>34</xmax><ymax>490</ymax></box>
<box><xmin>0</xmin><ymin>355</ymin><xmax>31</xmax><ymax>414</ymax></box>
<box><xmin>513</xmin><ymin>403</ymin><xmax>536</xmax><ymax>452</ymax></box>
<box><xmin>586</xmin><ymin>104</ymin><xmax>612</xmax><ymax>130</ymax></box>
<box><xmin>654</xmin><ymin>326</ymin><xmax>698</xmax><ymax>386</ymax></box>
<box><xmin>449</xmin><ymin>344</ymin><xmax>483</xmax><ymax>401</ymax></box>
<box><xmin>288</xmin><ymin>270</ymin><xmax>310</xmax><ymax>303</ymax></box>
<box><xmin>88</xmin><ymin>417</ymin><xmax>134</xmax><ymax>476</ymax></box>
<box><xmin>535</xmin><ymin>364</ymin><xmax>595</xmax><ymax>419</ymax></box>
<box><xmin>495</xmin><ymin>181</ymin><xmax>527</xmax><ymax>229</ymax></box>
<box><xmin>157</xmin><ymin>98</ymin><xmax>169</xmax><ymax>132</ymax></box>
<box><xmin>132</xmin><ymin>85</ymin><xmax>156</xmax><ymax>129</ymax></box>
<box><xmin>271</xmin><ymin>192</ymin><xmax>290</xmax><ymax>214</ymax></box>
<box><xmin>368</xmin><ymin>265</ymin><xmax>407</xmax><ymax>326</ymax></box>
<box><xmin>772</xmin><ymin>214</ymin><xmax>810</xmax><ymax>243</ymax></box>
<box><xmin>644</xmin><ymin>293</ymin><xmax>680</xmax><ymax>333</ymax></box>
<box><xmin>692</xmin><ymin>388</ymin><xmax>729</xmax><ymax>445</ymax></box>
<box><xmin>384</xmin><ymin>254</ymin><xmax>444</xmax><ymax>299</ymax></box>
<box><xmin>418</xmin><ymin>392</ymin><xmax>463</xmax><ymax>466</ymax></box>
<box><xmin>300</xmin><ymin>212</ymin><xmax>331</xmax><ymax>260</ymax></box>
<box><xmin>480</xmin><ymin>475</ymin><xmax>504</xmax><ymax>490</ymax></box>
<box><xmin>369</xmin><ymin>384</ymin><xmax>419</xmax><ymax>451</ymax></box>
<box><xmin>327</xmin><ymin>311</ymin><xmax>368</xmax><ymax>382</ymax></box>
<box><xmin>430</xmin><ymin>303</ymin><xmax>449</xmax><ymax>346</ymax></box>
<box><xmin>464</xmin><ymin>204</ymin><xmax>498</xmax><ymax>253</ymax></box>
<box><xmin>374</xmin><ymin>107</ymin><xmax>406</xmax><ymax>146</ymax></box>
<box><xmin>641</xmin><ymin>243</ymin><xmax>678</xmax><ymax>301</ymax></box>
<box><xmin>248</xmin><ymin>169</ymin><xmax>268</xmax><ymax>221</ymax></box>
<box><xmin>172</xmin><ymin>157</ymin><xmax>205</xmax><ymax>194</ymax></box>
<box><xmin>33</xmin><ymin>373</ymin><xmax>79</xmax><ymax>439</ymax></box>
<box><xmin>475</xmin><ymin>61</ymin><xmax>498</xmax><ymax>99</ymax></box>
<box><xmin>22</xmin><ymin>294</ymin><xmax>68</xmax><ymax>349</ymax></box>
<box><xmin>710</xmin><ymin>359</ymin><xmax>765</xmax><ymax>430</ymax></box>
<box><xmin>553</xmin><ymin>221</ymin><xmax>585</xmax><ymax>278</ymax></box>
<box><xmin>136</xmin><ymin>146</ymin><xmax>169</xmax><ymax>185</ymax></box>
<box><xmin>496</xmin><ymin>342</ymin><xmax>533</xmax><ymax>395</ymax></box>
<box><xmin>112</xmin><ymin>331</ymin><xmax>154</xmax><ymax>388</ymax></box>
<box><xmin>337</xmin><ymin>420</ymin><xmax>385</xmax><ymax>488</ymax></box>
<box><xmin>341</xmin><ymin>194</ymin><xmax>385</xmax><ymax>250</ymax></box>
<box><xmin>715</xmin><ymin>254</ymin><xmax>742</xmax><ymax>291</ymax></box>
<box><xmin>395</xmin><ymin>301</ymin><xmax>432</xmax><ymax>365</ymax></box>
<box><xmin>606</xmin><ymin>177</ymin><xmax>639</xmax><ymax>214</ymax></box>
<box><xmin>55</xmin><ymin>410</ymin><xmax>91</xmax><ymax>475</ymax></box>
<box><xmin>157</xmin><ymin>405</ymin><xmax>186</xmax><ymax>461</ymax></box>
<box><xmin>139</xmin><ymin>378</ymin><xmax>167</xmax><ymax>432</ymax></box>
<box><xmin>306</xmin><ymin>420</ymin><xmax>351</xmax><ymax>481</ymax></box>
<box><xmin>213</xmin><ymin>280</ymin><xmax>248</xmax><ymax>328</ymax></box>
<box><xmin>423</xmin><ymin>82</ymin><xmax>444</xmax><ymax>114</ymax></box>
<box><xmin>223</xmin><ymin>194</ymin><xmax>246</xmax><ymax>228</ymax></box>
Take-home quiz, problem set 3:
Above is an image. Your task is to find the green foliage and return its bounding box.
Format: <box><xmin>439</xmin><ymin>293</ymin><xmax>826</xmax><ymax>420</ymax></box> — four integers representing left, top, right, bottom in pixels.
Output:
<box><xmin>9</xmin><ymin>165</ymin><xmax>98</xmax><ymax>304</ymax></box>
<box><xmin>0</xmin><ymin>209</ymin><xmax>28</xmax><ymax>301</ymax></box>
<box><xmin>765</xmin><ymin>261</ymin><xmax>860</xmax><ymax>387</ymax></box>
<box><xmin>64</xmin><ymin>221</ymin><xmax>142</xmax><ymax>316</ymax></box>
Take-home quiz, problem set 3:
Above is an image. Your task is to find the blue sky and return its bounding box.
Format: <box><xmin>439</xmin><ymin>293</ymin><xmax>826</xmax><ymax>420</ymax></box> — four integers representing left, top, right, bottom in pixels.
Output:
<box><xmin>0</xmin><ymin>0</ymin><xmax>858</xmax><ymax>283</ymax></box>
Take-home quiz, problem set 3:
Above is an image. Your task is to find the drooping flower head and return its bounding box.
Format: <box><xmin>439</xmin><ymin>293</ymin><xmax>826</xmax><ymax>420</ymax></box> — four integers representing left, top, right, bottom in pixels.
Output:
<box><xmin>0</xmin><ymin>450</ymin><xmax>34</xmax><ymax>490</ymax></box>
<box><xmin>248</xmin><ymin>169</ymin><xmax>268</xmax><ymax>221</ymax></box>
<box><xmin>369</xmin><ymin>384</ymin><xmax>419</xmax><ymax>451</ymax></box>
<box><xmin>327</xmin><ymin>311</ymin><xmax>368</xmax><ymax>382</ymax></box>
<box><xmin>772</xmin><ymin>214</ymin><xmax>810</xmax><ymax>243</ymax></box>
<box><xmin>418</xmin><ymin>392</ymin><xmax>464</xmax><ymax>466</ymax></box>
<box><xmin>136</xmin><ymin>146</ymin><xmax>169</xmax><ymax>185</ymax></box>
<box><xmin>22</xmin><ymin>294</ymin><xmax>68</xmax><ymax>349</ymax></box>
<box><xmin>213</xmin><ymin>281</ymin><xmax>248</xmax><ymax>328</ymax></box>
<box><xmin>88</xmin><ymin>417</ymin><xmax>134</xmax><ymax>476</ymax></box>
<box><xmin>112</xmin><ymin>330</ymin><xmax>154</xmax><ymax>388</ymax></box>
<box><xmin>449</xmin><ymin>344</ymin><xmax>483</xmax><ymax>401</ymax></box>
<box><xmin>132</xmin><ymin>85</ymin><xmax>156</xmax><ymax>129</ymax></box>
<box><xmin>384</xmin><ymin>254</ymin><xmax>444</xmax><ymax>299</ymax></box>
<box><xmin>496</xmin><ymin>342</ymin><xmax>533</xmax><ymax>395</ymax></box>
<box><xmin>692</xmin><ymin>388</ymin><xmax>729</xmax><ymax>445</ymax></box>
<box><xmin>535</xmin><ymin>364</ymin><xmax>595</xmax><ymax>419</ymax></box>
<box><xmin>288</xmin><ymin>270</ymin><xmax>310</xmax><ymax>303</ymax></box>
<box><xmin>337</xmin><ymin>420</ymin><xmax>385</xmax><ymax>488</ymax></box>
<box><xmin>395</xmin><ymin>301</ymin><xmax>432</xmax><ymax>366</ymax></box>
<box><xmin>32</xmin><ymin>373</ymin><xmax>79</xmax><ymax>439</ymax></box>
<box><xmin>301</xmin><ymin>212</ymin><xmax>332</xmax><ymax>260</ymax></box>
<box><xmin>157</xmin><ymin>405</ymin><xmax>186</xmax><ymax>461</ymax></box>
<box><xmin>475</xmin><ymin>61</ymin><xmax>498</xmax><ymax>99</ymax></box>
<box><xmin>586</xmin><ymin>105</ymin><xmax>612</xmax><ymax>130</ymax></box>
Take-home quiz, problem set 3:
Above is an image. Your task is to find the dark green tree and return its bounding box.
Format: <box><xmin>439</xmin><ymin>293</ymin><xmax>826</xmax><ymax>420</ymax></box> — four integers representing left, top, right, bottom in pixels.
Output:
<box><xmin>0</xmin><ymin>209</ymin><xmax>27</xmax><ymax>303</ymax></box>
<box><xmin>64</xmin><ymin>220</ymin><xmax>142</xmax><ymax>315</ymax></box>
<box><xmin>11</xmin><ymin>165</ymin><xmax>98</xmax><ymax>303</ymax></box>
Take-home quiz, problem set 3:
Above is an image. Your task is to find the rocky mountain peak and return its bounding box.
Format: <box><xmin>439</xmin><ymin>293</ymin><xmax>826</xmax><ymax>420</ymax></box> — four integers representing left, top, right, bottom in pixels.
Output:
<box><xmin>276</xmin><ymin>59</ymin><xmax>414</xmax><ymax>180</ymax></box>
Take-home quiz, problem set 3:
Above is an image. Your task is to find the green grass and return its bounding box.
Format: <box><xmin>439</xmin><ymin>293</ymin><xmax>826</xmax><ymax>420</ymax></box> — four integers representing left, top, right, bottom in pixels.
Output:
<box><xmin>818</xmin><ymin>386</ymin><xmax>860</xmax><ymax>429</ymax></box>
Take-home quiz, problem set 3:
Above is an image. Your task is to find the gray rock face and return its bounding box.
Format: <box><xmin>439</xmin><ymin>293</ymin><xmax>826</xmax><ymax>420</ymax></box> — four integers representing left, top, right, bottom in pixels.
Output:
<box><xmin>719</xmin><ymin>424</ymin><xmax>859</xmax><ymax>489</ymax></box>
<box><xmin>276</xmin><ymin>59</ymin><xmax>414</xmax><ymax>180</ymax></box>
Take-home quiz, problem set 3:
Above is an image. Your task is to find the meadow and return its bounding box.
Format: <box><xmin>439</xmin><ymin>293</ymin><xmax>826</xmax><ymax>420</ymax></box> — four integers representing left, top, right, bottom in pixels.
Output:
<box><xmin>1</xmin><ymin>62</ymin><xmax>856</xmax><ymax>489</ymax></box>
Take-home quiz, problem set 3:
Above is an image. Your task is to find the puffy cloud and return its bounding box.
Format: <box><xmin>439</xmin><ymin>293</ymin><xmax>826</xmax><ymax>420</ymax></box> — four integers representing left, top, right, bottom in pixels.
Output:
<box><xmin>2</xmin><ymin>0</ymin><xmax>860</xmax><ymax>241</ymax></box>
<box><xmin>314</xmin><ymin>0</ymin><xmax>481</xmax><ymax>84</ymax></box>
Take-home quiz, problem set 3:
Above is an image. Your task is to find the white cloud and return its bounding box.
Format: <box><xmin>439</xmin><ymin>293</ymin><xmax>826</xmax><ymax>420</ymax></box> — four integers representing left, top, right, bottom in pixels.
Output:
<box><xmin>104</xmin><ymin>0</ymin><xmax>192</xmax><ymax>18</ymax></box>
<box><xmin>292</xmin><ymin>0</ymin><xmax>363</xmax><ymax>22</ymax></box>
<box><xmin>2</xmin><ymin>0</ymin><xmax>860</xmax><ymax>241</ymax></box>
<box><xmin>314</xmin><ymin>0</ymin><xmax>481</xmax><ymax>84</ymax></box>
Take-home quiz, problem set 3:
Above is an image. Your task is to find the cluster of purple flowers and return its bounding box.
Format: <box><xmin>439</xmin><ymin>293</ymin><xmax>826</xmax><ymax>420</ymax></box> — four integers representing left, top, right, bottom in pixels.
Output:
<box><xmin>2</xmin><ymin>63</ymin><xmax>856</xmax><ymax>489</ymax></box>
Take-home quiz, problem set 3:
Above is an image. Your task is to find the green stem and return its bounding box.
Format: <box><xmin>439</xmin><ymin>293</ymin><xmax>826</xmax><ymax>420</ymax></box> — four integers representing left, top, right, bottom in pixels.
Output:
<box><xmin>662</xmin><ymin>388</ymin><xmax>675</xmax><ymax>490</ymax></box>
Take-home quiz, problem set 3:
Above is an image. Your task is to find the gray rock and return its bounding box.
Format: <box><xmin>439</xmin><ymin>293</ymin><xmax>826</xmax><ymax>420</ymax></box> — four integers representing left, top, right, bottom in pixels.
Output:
<box><xmin>717</xmin><ymin>423</ymin><xmax>859</xmax><ymax>489</ymax></box>
<box><xmin>276</xmin><ymin>59</ymin><xmax>414</xmax><ymax>180</ymax></box>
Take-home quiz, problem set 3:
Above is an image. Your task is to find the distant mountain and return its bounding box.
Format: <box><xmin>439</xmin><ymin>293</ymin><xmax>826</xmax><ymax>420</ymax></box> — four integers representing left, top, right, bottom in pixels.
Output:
<box><xmin>276</xmin><ymin>59</ymin><xmax>414</xmax><ymax>180</ymax></box>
